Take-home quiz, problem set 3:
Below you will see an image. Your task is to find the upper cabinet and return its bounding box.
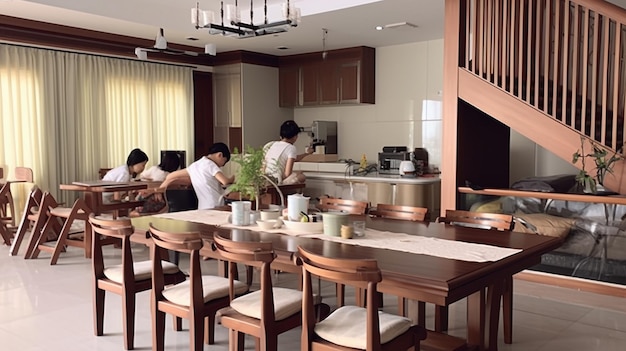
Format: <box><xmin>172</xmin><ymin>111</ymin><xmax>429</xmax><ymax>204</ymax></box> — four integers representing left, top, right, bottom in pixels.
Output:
<box><xmin>279</xmin><ymin>46</ymin><xmax>375</xmax><ymax>107</ymax></box>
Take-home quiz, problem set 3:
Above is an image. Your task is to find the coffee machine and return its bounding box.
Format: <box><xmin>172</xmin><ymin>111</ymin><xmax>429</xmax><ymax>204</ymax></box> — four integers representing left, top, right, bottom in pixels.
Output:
<box><xmin>301</xmin><ymin>121</ymin><xmax>337</xmax><ymax>154</ymax></box>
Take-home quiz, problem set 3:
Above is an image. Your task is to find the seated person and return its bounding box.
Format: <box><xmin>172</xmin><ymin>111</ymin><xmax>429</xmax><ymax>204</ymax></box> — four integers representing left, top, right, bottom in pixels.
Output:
<box><xmin>102</xmin><ymin>148</ymin><xmax>149</xmax><ymax>203</ymax></box>
<box><xmin>161</xmin><ymin>142</ymin><xmax>234</xmax><ymax>210</ymax></box>
<box><xmin>139</xmin><ymin>151</ymin><xmax>181</xmax><ymax>182</ymax></box>
<box><xmin>263</xmin><ymin>120</ymin><xmax>313</xmax><ymax>185</ymax></box>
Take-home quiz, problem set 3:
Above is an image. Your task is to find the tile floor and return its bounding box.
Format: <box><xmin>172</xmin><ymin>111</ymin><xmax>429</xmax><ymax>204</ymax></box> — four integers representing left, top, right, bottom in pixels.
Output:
<box><xmin>2</xmin><ymin>242</ymin><xmax>626</xmax><ymax>350</ymax></box>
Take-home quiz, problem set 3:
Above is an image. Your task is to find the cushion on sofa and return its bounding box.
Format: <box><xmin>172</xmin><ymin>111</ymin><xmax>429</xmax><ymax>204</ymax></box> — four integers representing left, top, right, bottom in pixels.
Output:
<box><xmin>513</xmin><ymin>213</ymin><xmax>576</xmax><ymax>239</ymax></box>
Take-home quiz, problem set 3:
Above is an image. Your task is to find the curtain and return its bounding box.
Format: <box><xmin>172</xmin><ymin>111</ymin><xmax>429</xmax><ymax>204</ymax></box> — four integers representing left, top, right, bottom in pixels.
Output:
<box><xmin>0</xmin><ymin>44</ymin><xmax>194</xmax><ymax>207</ymax></box>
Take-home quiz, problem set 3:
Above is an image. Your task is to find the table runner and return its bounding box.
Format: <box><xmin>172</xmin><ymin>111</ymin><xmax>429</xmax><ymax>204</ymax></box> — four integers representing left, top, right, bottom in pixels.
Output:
<box><xmin>153</xmin><ymin>210</ymin><xmax>522</xmax><ymax>262</ymax></box>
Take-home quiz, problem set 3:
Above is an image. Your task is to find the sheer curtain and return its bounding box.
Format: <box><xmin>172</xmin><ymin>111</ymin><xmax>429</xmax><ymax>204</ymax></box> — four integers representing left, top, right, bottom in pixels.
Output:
<box><xmin>0</xmin><ymin>44</ymin><xmax>194</xmax><ymax>206</ymax></box>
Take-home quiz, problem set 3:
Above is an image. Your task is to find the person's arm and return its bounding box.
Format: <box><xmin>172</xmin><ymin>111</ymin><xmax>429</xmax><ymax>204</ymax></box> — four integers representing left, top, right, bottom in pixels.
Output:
<box><xmin>215</xmin><ymin>171</ymin><xmax>234</xmax><ymax>186</ymax></box>
<box><xmin>283</xmin><ymin>158</ymin><xmax>296</xmax><ymax>179</ymax></box>
<box><xmin>160</xmin><ymin>169</ymin><xmax>191</xmax><ymax>189</ymax></box>
<box><xmin>295</xmin><ymin>146</ymin><xmax>314</xmax><ymax>162</ymax></box>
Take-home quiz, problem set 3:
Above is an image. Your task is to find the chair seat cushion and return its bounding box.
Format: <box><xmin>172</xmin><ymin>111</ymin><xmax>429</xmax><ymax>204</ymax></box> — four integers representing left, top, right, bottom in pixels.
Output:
<box><xmin>230</xmin><ymin>287</ymin><xmax>302</xmax><ymax>321</ymax></box>
<box><xmin>314</xmin><ymin>305</ymin><xmax>413</xmax><ymax>349</ymax></box>
<box><xmin>50</xmin><ymin>207</ymin><xmax>87</xmax><ymax>217</ymax></box>
<box><xmin>162</xmin><ymin>276</ymin><xmax>247</xmax><ymax>306</ymax></box>
<box><xmin>104</xmin><ymin>260</ymin><xmax>180</xmax><ymax>283</ymax></box>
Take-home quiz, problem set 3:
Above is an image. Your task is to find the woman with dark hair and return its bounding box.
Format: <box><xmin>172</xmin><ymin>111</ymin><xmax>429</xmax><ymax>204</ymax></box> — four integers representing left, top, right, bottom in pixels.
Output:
<box><xmin>139</xmin><ymin>151</ymin><xmax>180</xmax><ymax>182</ymax></box>
<box><xmin>103</xmin><ymin>148</ymin><xmax>149</xmax><ymax>182</ymax></box>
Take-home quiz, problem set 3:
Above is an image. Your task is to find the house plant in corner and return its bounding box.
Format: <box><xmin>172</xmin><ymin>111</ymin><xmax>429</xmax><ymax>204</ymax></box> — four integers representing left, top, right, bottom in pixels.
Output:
<box><xmin>571</xmin><ymin>136</ymin><xmax>622</xmax><ymax>194</ymax></box>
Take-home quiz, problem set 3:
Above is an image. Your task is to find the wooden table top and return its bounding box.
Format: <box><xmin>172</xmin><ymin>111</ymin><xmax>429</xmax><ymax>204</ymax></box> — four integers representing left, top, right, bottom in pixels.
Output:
<box><xmin>131</xmin><ymin>214</ymin><xmax>562</xmax><ymax>305</ymax></box>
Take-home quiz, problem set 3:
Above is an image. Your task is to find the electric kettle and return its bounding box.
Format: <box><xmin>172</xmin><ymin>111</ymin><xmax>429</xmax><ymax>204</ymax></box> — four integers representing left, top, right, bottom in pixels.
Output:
<box><xmin>399</xmin><ymin>160</ymin><xmax>416</xmax><ymax>176</ymax></box>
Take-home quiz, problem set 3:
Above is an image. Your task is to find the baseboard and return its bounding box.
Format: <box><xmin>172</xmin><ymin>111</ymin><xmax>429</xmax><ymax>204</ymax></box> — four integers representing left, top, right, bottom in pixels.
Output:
<box><xmin>515</xmin><ymin>270</ymin><xmax>626</xmax><ymax>297</ymax></box>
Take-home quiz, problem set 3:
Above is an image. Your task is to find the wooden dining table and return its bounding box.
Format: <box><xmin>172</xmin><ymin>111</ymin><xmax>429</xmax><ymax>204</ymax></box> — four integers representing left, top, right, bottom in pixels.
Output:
<box><xmin>60</xmin><ymin>180</ymin><xmax>148</xmax><ymax>215</ymax></box>
<box><xmin>130</xmin><ymin>212</ymin><xmax>562</xmax><ymax>351</ymax></box>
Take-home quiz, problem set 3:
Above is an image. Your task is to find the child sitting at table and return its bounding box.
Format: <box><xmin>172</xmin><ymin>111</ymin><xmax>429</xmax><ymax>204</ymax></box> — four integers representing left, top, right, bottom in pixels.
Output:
<box><xmin>102</xmin><ymin>148</ymin><xmax>149</xmax><ymax>203</ymax></box>
<box><xmin>160</xmin><ymin>142</ymin><xmax>234</xmax><ymax>210</ymax></box>
<box><xmin>139</xmin><ymin>151</ymin><xmax>181</xmax><ymax>182</ymax></box>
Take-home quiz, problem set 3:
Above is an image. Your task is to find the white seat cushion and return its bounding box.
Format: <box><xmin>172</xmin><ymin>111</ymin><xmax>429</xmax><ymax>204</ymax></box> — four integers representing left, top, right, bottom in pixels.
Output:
<box><xmin>162</xmin><ymin>276</ymin><xmax>247</xmax><ymax>306</ymax></box>
<box><xmin>230</xmin><ymin>287</ymin><xmax>302</xmax><ymax>321</ymax></box>
<box><xmin>314</xmin><ymin>305</ymin><xmax>412</xmax><ymax>349</ymax></box>
<box><xmin>103</xmin><ymin>260</ymin><xmax>180</xmax><ymax>283</ymax></box>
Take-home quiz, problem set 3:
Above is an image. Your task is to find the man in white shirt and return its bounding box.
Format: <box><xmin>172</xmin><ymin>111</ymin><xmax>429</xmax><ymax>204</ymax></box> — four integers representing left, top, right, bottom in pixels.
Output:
<box><xmin>161</xmin><ymin>143</ymin><xmax>233</xmax><ymax>209</ymax></box>
<box><xmin>263</xmin><ymin>120</ymin><xmax>313</xmax><ymax>184</ymax></box>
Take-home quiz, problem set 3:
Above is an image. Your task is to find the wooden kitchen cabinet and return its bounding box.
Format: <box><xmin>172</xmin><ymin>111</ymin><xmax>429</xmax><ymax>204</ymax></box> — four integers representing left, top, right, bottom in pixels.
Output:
<box><xmin>278</xmin><ymin>46</ymin><xmax>375</xmax><ymax>107</ymax></box>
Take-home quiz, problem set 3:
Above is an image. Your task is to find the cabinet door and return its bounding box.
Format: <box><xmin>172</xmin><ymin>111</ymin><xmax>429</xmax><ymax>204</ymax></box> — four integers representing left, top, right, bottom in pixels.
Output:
<box><xmin>339</xmin><ymin>60</ymin><xmax>360</xmax><ymax>103</ymax></box>
<box><xmin>300</xmin><ymin>63</ymin><xmax>319</xmax><ymax>105</ymax></box>
<box><xmin>213</xmin><ymin>75</ymin><xmax>230</xmax><ymax>128</ymax></box>
<box><xmin>228</xmin><ymin>73</ymin><xmax>242</xmax><ymax>127</ymax></box>
<box><xmin>319</xmin><ymin>61</ymin><xmax>339</xmax><ymax>104</ymax></box>
<box><xmin>279</xmin><ymin>66</ymin><xmax>299</xmax><ymax>107</ymax></box>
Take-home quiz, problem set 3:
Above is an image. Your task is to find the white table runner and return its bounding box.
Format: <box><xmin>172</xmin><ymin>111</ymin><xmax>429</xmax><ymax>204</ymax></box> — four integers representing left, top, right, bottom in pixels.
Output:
<box><xmin>153</xmin><ymin>210</ymin><xmax>522</xmax><ymax>262</ymax></box>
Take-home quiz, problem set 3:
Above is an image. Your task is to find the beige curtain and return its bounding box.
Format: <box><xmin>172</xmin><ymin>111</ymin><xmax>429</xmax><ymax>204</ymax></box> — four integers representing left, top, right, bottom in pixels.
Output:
<box><xmin>0</xmin><ymin>44</ymin><xmax>194</xmax><ymax>207</ymax></box>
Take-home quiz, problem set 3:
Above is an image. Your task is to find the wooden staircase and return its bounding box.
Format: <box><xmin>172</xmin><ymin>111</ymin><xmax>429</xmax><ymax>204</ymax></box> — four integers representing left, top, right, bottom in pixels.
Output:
<box><xmin>455</xmin><ymin>0</ymin><xmax>626</xmax><ymax>194</ymax></box>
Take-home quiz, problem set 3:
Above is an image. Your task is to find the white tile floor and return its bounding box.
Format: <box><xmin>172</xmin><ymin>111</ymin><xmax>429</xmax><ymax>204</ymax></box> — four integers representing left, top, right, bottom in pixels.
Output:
<box><xmin>2</xmin><ymin>242</ymin><xmax>626</xmax><ymax>351</ymax></box>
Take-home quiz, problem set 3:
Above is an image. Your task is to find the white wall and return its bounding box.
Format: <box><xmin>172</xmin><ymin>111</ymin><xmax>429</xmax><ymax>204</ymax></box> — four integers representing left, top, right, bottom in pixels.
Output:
<box><xmin>293</xmin><ymin>40</ymin><xmax>444</xmax><ymax>168</ymax></box>
<box><xmin>510</xmin><ymin>130</ymin><xmax>578</xmax><ymax>183</ymax></box>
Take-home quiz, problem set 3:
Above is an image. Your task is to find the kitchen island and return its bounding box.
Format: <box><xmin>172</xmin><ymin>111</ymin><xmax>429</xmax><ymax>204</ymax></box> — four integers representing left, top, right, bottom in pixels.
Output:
<box><xmin>294</xmin><ymin>162</ymin><xmax>441</xmax><ymax>219</ymax></box>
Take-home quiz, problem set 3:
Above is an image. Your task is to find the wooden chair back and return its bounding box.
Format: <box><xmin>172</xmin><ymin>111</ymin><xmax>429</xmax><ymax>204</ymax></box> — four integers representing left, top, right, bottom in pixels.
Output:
<box><xmin>317</xmin><ymin>196</ymin><xmax>368</xmax><ymax>215</ymax></box>
<box><xmin>437</xmin><ymin>209</ymin><xmax>514</xmax><ymax>231</ymax></box>
<box><xmin>296</xmin><ymin>246</ymin><xmax>426</xmax><ymax>351</ymax></box>
<box><xmin>14</xmin><ymin>167</ymin><xmax>34</xmax><ymax>182</ymax></box>
<box><xmin>9</xmin><ymin>186</ymin><xmax>43</xmax><ymax>255</ymax></box>
<box><xmin>370</xmin><ymin>204</ymin><xmax>427</xmax><ymax>221</ymax></box>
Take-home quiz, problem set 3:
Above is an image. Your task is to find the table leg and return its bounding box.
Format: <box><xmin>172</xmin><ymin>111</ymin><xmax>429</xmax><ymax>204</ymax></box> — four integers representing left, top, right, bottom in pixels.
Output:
<box><xmin>484</xmin><ymin>281</ymin><xmax>503</xmax><ymax>351</ymax></box>
<box><xmin>406</xmin><ymin>299</ymin><xmax>426</xmax><ymax>326</ymax></box>
<box><xmin>466</xmin><ymin>289</ymin><xmax>486</xmax><ymax>350</ymax></box>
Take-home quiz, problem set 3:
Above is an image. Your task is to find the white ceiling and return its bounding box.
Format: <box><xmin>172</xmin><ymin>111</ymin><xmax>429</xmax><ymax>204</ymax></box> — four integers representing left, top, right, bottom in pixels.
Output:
<box><xmin>0</xmin><ymin>0</ymin><xmax>446</xmax><ymax>55</ymax></box>
<box><xmin>2</xmin><ymin>0</ymin><xmax>625</xmax><ymax>56</ymax></box>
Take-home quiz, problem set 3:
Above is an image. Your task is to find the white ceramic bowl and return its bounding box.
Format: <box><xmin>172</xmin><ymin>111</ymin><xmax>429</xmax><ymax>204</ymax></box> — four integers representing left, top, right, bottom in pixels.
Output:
<box><xmin>256</xmin><ymin>219</ymin><xmax>278</xmax><ymax>231</ymax></box>
<box><xmin>282</xmin><ymin>220</ymin><xmax>324</xmax><ymax>233</ymax></box>
<box><xmin>260</xmin><ymin>209</ymin><xmax>281</xmax><ymax>220</ymax></box>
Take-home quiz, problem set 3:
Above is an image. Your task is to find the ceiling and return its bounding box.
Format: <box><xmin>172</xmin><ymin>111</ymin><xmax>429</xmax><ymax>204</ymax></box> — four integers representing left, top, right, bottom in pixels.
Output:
<box><xmin>0</xmin><ymin>0</ymin><xmax>447</xmax><ymax>56</ymax></box>
<box><xmin>2</xmin><ymin>0</ymin><xmax>625</xmax><ymax>57</ymax></box>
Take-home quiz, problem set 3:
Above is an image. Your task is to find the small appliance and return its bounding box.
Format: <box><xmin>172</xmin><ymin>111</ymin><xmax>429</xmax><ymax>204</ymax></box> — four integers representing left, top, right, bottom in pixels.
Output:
<box><xmin>378</xmin><ymin>146</ymin><xmax>411</xmax><ymax>174</ymax></box>
<box><xmin>399</xmin><ymin>161</ymin><xmax>416</xmax><ymax>177</ymax></box>
<box><xmin>300</xmin><ymin>121</ymin><xmax>338</xmax><ymax>154</ymax></box>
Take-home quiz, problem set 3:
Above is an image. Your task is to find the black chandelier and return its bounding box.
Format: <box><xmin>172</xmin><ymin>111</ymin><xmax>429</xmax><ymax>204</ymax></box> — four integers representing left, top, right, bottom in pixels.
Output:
<box><xmin>192</xmin><ymin>1</ymin><xmax>301</xmax><ymax>38</ymax></box>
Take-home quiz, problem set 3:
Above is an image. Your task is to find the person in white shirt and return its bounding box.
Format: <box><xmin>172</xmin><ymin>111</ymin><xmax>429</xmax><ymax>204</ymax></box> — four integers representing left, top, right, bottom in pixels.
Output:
<box><xmin>102</xmin><ymin>148</ymin><xmax>149</xmax><ymax>203</ymax></box>
<box><xmin>161</xmin><ymin>143</ymin><xmax>233</xmax><ymax>210</ymax></box>
<box><xmin>139</xmin><ymin>151</ymin><xmax>181</xmax><ymax>182</ymax></box>
<box><xmin>263</xmin><ymin>120</ymin><xmax>313</xmax><ymax>185</ymax></box>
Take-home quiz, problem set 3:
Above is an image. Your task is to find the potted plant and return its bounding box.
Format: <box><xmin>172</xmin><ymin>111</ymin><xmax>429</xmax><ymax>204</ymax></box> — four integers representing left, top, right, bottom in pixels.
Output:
<box><xmin>571</xmin><ymin>137</ymin><xmax>622</xmax><ymax>193</ymax></box>
<box><xmin>227</xmin><ymin>145</ymin><xmax>284</xmax><ymax>211</ymax></box>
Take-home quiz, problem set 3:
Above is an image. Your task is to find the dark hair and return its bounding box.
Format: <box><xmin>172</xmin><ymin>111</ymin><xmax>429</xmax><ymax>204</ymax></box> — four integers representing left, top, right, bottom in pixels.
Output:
<box><xmin>159</xmin><ymin>151</ymin><xmax>181</xmax><ymax>173</ymax></box>
<box><xmin>208</xmin><ymin>142</ymin><xmax>231</xmax><ymax>162</ymax></box>
<box><xmin>126</xmin><ymin>148</ymin><xmax>149</xmax><ymax>166</ymax></box>
<box><xmin>280</xmin><ymin>120</ymin><xmax>301</xmax><ymax>139</ymax></box>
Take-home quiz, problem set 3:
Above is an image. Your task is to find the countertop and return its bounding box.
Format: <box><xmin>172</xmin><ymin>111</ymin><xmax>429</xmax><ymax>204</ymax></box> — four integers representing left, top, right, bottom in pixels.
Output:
<box><xmin>303</xmin><ymin>171</ymin><xmax>441</xmax><ymax>185</ymax></box>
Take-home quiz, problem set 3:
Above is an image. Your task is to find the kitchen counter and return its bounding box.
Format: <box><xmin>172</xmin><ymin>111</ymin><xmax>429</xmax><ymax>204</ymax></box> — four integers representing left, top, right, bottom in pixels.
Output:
<box><xmin>303</xmin><ymin>171</ymin><xmax>441</xmax><ymax>185</ymax></box>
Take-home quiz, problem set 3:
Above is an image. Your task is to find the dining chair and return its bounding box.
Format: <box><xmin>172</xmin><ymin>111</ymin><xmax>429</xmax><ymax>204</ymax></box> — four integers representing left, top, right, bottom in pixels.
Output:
<box><xmin>149</xmin><ymin>224</ymin><xmax>249</xmax><ymax>351</ymax></box>
<box><xmin>0</xmin><ymin>167</ymin><xmax>35</xmax><ymax>243</ymax></box>
<box><xmin>369</xmin><ymin>203</ymin><xmax>428</xmax><ymax>222</ymax></box>
<box><xmin>436</xmin><ymin>209</ymin><xmax>515</xmax><ymax>344</ymax></box>
<box><xmin>317</xmin><ymin>196</ymin><xmax>369</xmax><ymax>215</ymax></box>
<box><xmin>296</xmin><ymin>245</ymin><xmax>427</xmax><ymax>351</ymax></box>
<box><xmin>9</xmin><ymin>186</ymin><xmax>43</xmax><ymax>255</ymax></box>
<box><xmin>31</xmin><ymin>196</ymin><xmax>95</xmax><ymax>264</ymax></box>
<box><xmin>89</xmin><ymin>215</ymin><xmax>185</xmax><ymax>350</ymax></box>
<box><xmin>213</xmin><ymin>233</ymin><xmax>305</xmax><ymax>351</ymax></box>
<box><xmin>22</xmin><ymin>192</ymin><xmax>63</xmax><ymax>258</ymax></box>
<box><xmin>369</xmin><ymin>204</ymin><xmax>428</xmax><ymax>320</ymax></box>
<box><xmin>316</xmin><ymin>196</ymin><xmax>369</xmax><ymax>306</ymax></box>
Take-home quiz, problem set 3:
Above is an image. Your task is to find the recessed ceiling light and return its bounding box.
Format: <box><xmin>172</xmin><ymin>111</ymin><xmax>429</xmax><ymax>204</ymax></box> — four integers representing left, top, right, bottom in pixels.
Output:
<box><xmin>186</xmin><ymin>37</ymin><xmax>199</xmax><ymax>41</ymax></box>
<box><xmin>277</xmin><ymin>46</ymin><xmax>289</xmax><ymax>50</ymax></box>
<box><xmin>375</xmin><ymin>25</ymin><xmax>384</xmax><ymax>31</ymax></box>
